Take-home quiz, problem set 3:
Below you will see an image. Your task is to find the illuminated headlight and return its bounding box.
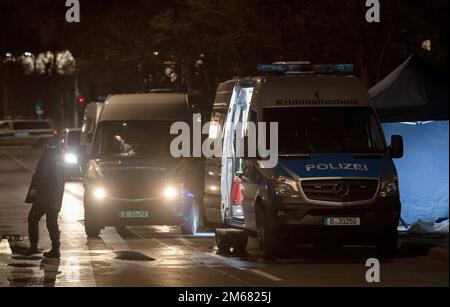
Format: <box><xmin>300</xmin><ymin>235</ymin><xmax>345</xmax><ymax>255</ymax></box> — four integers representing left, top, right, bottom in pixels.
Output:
<box><xmin>93</xmin><ymin>187</ymin><xmax>107</xmax><ymax>200</ymax></box>
<box><xmin>380</xmin><ymin>175</ymin><xmax>399</xmax><ymax>198</ymax></box>
<box><xmin>64</xmin><ymin>153</ymin><xmax>78</xmax><ymax>165</ymax></box>
<box><xmin>163</xmin><ymin>186</ymin><xmax>179</xmax><ymax>200</ymax></box>
<box><xmin>273</xmin><ymin>176</ymin><xmax>300</xmax><ymax>198</ymax></box>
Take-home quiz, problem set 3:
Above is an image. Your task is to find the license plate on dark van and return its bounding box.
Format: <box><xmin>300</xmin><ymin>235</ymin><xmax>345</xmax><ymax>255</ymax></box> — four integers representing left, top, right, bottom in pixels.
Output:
<box><xmin>14</xmin><ymin>132</ymin><xmax>30</xmax><ymax>138</ymax></box>
<box><xmin>324</xmin><ymin>217</ymin><xmax>361</xmax><ymax>226</ymax></box>
<box><xmin>119</xmin><ymin>211</ymin><xmax>149</xmax><ymax>218</ymax></box>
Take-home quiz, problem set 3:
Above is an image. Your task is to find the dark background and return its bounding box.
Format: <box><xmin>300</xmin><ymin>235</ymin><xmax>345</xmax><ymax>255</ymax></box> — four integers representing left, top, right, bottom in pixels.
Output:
<box><xmin>0</xmin><ymin>0</ymin><xmax>448</xmax><ymax>127</ymax></box>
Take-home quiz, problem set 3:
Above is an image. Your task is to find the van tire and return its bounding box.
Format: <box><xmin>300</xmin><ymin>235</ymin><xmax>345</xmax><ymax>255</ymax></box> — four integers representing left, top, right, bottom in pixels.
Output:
<box><xmin>257</xmin><ymin>208</ymin><xmax>278</xmax><ymax>260</ymax></box>
<box><xmin>85</xmin><ymin>218</ymin><xmax>102</xmax><ymax>238</ymax></box>
<box><xmin>84</xmin><ymin>203</ymin><xmax>102</xmax><ymax>238</ymax></box>
<box><xmin>181</xmin><ymin>201</ymin><xmax>200</xmax><ymax>235</ymax></box>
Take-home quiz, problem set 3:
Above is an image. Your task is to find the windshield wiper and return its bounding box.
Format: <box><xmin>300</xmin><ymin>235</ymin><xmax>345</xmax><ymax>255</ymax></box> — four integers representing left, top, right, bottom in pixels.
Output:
<box><xmin>278</xmin><ymin>153</ymin><xmax>311</xmax><ymax>159</ymax></box>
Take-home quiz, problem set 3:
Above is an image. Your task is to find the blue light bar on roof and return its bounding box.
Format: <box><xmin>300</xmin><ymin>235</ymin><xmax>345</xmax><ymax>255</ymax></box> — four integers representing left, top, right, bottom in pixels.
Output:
<box><xmin>257</xmin><ymin>64</ymin><xmax>307</xmax><ymax>74</ymax></box>
<box><xmin>314</xmin><ymin>64</ymin><xmax>354</xmax><ymax>73</ymax></box>
<box><xmin>257</xmin><ymin>63</ymin><xmax>354</xmax><ymax>74</ymax></box>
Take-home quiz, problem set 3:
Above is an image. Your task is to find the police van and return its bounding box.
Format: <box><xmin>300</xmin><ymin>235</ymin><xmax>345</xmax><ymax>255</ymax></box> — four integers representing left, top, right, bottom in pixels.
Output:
<box><xmin>83</xmin><ymin>93</ymin><xmax>206</xmax><ymax>237</ymax></box>
<box><xmin>215</xmin><ymin>63</ymin><xmax>404</xmax><ymax>259</ymax></box>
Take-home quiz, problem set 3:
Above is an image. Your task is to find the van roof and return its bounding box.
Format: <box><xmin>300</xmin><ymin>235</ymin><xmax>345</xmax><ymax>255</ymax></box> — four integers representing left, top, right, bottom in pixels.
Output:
<box><xmin>100</xmin><ymin>93</ymin><xmax>190</xmax><ymax>122</ymax></box>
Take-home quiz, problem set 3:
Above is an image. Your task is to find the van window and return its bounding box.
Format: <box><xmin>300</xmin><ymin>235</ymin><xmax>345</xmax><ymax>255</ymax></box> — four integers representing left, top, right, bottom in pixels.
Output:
<box><xmin>93</xmin><ymin>121</ymin><xmax>174</xmax><ymax>158</ymax></box>
<box><xmin>13</xmin><ymin>121</ymin><xmax>50</xmax><ymax>130</ymax></box>
<box><xmin>263</xmin><ymin>107</ymin><xmax>386</xmax><ymax>154</ymax></box>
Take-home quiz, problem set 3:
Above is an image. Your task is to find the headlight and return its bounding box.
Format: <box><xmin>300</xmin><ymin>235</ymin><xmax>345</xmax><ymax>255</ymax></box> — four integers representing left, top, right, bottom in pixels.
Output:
<box><xmin>273</xmin><ymin>176</ymin><xmax>300</xmax><ymax>198</ymax></box>
<box><xmin>380</xmin><ymin>175</ymin><xmax>399</xmax><ymax>198</ymax></box>
<box><xmin>163</xmin><ymin>186</ymin><xmax>178</xmax><ymax>200</ymax></box>
<box><xmin>64</xmin><ymin>153</ymin><xmax>78</xmax><ymax>165</ymax></box>
<box><xmin>93</xmin><ymin>187</ymin><xmax>107</xmax><ymax>200</ymax></box>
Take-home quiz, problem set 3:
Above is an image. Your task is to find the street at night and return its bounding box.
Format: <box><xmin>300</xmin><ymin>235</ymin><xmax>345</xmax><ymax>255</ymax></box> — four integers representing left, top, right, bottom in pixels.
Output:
<box><xmin>1</xmin><ymin>0</ymin><xmax>449</xmax><ymax>294</ymax></box>
<box><xmin>0</xmin><ymin>147</ymin><xmax>447</xmax><ymax>287</ymax></box>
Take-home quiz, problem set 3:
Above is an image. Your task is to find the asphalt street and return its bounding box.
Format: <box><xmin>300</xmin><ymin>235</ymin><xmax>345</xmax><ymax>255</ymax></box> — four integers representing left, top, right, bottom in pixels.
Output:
<box><xmin>0</xmin><ymin>147</ymin><xmax>448</xmax><ymax>287</ymax></box>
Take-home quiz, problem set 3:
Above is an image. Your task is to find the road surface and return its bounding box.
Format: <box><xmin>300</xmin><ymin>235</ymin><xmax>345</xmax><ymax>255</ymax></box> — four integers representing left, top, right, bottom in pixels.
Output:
<box><xmin>0</xmin><ymin>147</ymin><xmax>448</xmax><ymax>287</ymax></box>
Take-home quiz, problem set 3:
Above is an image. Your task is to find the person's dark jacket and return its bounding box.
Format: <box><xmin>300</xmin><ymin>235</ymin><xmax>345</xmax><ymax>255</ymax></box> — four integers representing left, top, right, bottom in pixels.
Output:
<box><xmin>25</xmin><ymin>148</ymin><xmax>65</xmax><ymax>212</ymax></box>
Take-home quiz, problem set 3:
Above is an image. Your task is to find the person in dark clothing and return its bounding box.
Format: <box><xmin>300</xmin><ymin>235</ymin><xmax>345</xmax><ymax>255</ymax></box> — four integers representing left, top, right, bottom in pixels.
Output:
<box><xmin>25</xmin><ymin>147</ymin><xmax>66</xmax><ymax>258</ymax></box>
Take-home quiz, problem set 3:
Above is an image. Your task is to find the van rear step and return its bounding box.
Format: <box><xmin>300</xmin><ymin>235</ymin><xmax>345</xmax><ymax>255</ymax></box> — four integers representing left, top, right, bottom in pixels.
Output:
<box><xmin>223</xmin><ymin>218</ymin><xmax>256</xmax><ymax>236</ymax></box>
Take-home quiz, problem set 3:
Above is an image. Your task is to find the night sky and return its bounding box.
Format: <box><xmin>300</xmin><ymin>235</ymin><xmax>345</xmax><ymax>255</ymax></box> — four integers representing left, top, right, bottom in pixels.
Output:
<box><xmin>0</xmin><ymin>0</ymin><xmax>448</xmax><ymax>123</ymax></box>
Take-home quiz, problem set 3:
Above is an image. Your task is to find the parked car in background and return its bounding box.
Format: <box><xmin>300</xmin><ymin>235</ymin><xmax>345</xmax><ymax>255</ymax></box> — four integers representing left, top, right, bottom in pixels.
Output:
<box><xmin>59</xmin><ymin>128</ymin><xmax>83</xmax><ymax>181</ymax></box>
<box><xmin>0</xmin><ymin>119</ymin><xmax>57</xmax><ymax>148</ymax></box>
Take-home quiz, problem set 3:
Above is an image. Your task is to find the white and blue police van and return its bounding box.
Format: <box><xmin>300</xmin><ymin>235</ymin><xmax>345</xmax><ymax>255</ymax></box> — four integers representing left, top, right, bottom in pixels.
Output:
<box><xmin>215</xmin><ymin>63</ymin><xmax>404</xmax><ymax>259</ymax></box>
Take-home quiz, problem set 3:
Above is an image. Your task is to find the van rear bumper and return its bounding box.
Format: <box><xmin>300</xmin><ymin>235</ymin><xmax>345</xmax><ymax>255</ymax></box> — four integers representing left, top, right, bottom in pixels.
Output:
<box><xmin>266</xmin><ymin>198</ymin><xmax>401</xmax><ymax>241</ymax></box>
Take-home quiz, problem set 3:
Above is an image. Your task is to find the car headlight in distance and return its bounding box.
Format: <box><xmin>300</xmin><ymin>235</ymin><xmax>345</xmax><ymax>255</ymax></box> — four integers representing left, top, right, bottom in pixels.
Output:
<box><xmin>273</xmin><ymin>176</ymin><xmax>300</xmax><ymax>198</ymax></box>
<box><xmin>163</xmin><ymin>186</ymin><xmax>178</xmax><ymax>200</ymax></box>
<box><xmin>64</xmin><ymin>153</ymin><xmax>78</xmax><ymax>165</ymax></box>
<box><xmin>380</xmin><ymin>175</ymin><xmax>399</xmax><ymax>198</ymax></box>
<box><xmin>93</xmin><ymin>187</ymin><xmax>107</xmax><ymax>200</ymax></box>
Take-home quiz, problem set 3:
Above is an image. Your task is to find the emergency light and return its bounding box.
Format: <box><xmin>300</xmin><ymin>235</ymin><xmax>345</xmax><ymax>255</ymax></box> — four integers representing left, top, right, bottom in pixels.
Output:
<box><xmin>257</xmin><ymin>63</ymin><xmax>354</xmax><ymax>75</ymax></box>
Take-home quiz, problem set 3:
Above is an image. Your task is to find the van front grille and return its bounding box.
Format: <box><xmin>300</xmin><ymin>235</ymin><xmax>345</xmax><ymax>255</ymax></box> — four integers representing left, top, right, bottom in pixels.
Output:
<box><xmin>108</xmin><ymin>182</ymin><xmax>157</xmax><ymax>199</ymax></box>
<box><xmin>301</xmin><ymin>179</ymin><xmax>378</xmax><ymax>202</ymax></box>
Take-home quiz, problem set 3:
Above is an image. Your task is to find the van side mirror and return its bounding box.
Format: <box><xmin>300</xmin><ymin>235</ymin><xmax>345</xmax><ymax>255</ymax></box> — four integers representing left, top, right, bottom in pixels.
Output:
<box><xmin>389</xmin><ymin>135</ymin><xmax>404</xmax><ymax>159</ymax></box>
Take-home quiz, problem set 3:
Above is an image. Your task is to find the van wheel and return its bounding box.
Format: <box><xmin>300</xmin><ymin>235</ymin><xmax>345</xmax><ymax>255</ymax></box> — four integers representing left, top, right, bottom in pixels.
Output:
<box><xmin>257</xmin><ymin>208</ymin><xmax>278</xmax><ymax>260</ymax></box>
<box><xmin>85</xmin><ymin>218</ymin><xmax>102</xmax><ymax>238</ymax></box>
<box><xmin>376</xmin><ymin>228</ymin><xmax>398</xmax><ymax>258</ymax></box>
<box><xmin>84</xmin><ymin>206</ymin><xmax>102</xmax><ymax>238</ymax></box>
<box><xmin>181</xmin><ymin>201</ymin><xmax>200</xmax><ymax>235</ymax></box>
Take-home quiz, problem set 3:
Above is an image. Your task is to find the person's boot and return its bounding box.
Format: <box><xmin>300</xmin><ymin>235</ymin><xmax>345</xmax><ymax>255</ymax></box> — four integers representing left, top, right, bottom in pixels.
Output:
<box><xmin>26</xmin><ymin>244</ymin><xmax>40</xmax><ymax>255</ymax></box>
<box><xmin>43</xmin><ymin>247</ymin><xmax>61</xmax><ymax>259</ymax></box>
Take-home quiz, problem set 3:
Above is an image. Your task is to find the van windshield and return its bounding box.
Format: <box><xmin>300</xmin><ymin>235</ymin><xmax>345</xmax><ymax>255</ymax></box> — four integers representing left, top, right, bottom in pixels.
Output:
<box><xmin>94</xmin><ymin>121</ymin><xmax>174</xmax><ymax>158</ymax></box>
<box><xmin>263</xmin><ymin>107</ymin><xmax>386</xmax><ymax>154</ymax></box>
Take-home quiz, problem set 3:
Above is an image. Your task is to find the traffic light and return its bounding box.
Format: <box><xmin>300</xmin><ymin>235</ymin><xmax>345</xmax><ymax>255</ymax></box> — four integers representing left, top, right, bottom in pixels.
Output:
<box><xmin>34</xmin><ymin>102</ymin><xmax>42</xmax><ymax>112</ymax></box>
